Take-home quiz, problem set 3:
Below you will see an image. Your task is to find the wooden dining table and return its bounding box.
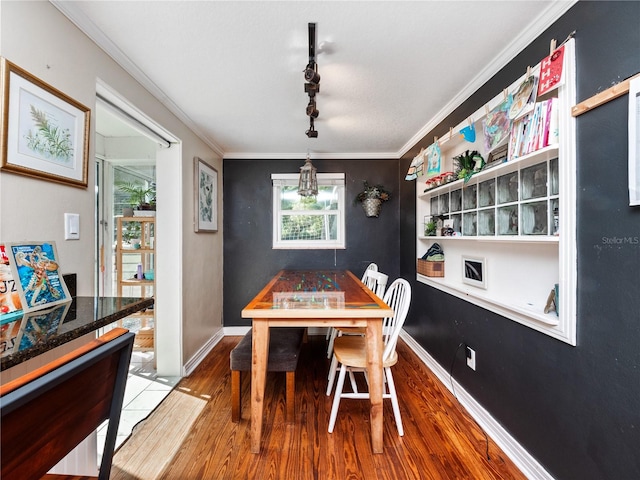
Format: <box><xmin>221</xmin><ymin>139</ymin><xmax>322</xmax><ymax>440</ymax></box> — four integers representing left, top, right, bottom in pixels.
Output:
<box><xmin>241</xmin><ymin>270</ymin><xmax>394</xmax><ymax>454</ymax></box>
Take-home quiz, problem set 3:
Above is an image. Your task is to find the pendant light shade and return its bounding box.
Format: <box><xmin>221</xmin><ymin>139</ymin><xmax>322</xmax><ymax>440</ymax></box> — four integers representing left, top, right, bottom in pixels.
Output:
<box><xmin>298</xmin><ymin>156</ymin><xmax>318</xmax><ymax>197</ymax></box>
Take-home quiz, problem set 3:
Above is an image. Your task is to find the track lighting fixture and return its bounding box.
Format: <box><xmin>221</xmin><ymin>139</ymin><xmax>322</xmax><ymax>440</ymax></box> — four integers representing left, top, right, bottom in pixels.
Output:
<box><xmin>306</xmin><ymin>118</ymin><xmax>318</xmax><ymax>138</ymax></box>
<box><xmin>306</xmin><ymin>99</ymin><xmax>319</xmax><ymax>118</ymax></box>
<box><xmin>304</xmin><ymin>22</ymin><xmax>320</xmax><ymax>137</ymax></box>
<box><xmin>304</xmin><ymin>62</ymin><xmax>321</xmax><ymax>84</ymax></box>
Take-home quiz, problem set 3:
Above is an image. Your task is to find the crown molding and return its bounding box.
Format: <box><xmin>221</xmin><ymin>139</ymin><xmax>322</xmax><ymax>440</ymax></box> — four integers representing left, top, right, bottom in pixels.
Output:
<box><xmin>50</xmin><ymin>0</ymin><xmax>226</xmax><ymax>158</ymax></box>
<box><xmin>222</xmin><ymin>151</ymin><xmax>399</xmax><ymax>160</ymax></box>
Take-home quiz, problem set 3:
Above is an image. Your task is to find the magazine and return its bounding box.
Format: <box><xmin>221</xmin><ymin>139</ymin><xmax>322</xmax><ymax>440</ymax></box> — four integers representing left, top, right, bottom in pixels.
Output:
<box><xmin>1</xmin><ymin>244</ymin><xmax>23</xmax><ymax>322</ymax></box>
<box><xmin>7</xmin><ymin>242</ymin><xmax>71</xmax><ymax>312</ymax></box>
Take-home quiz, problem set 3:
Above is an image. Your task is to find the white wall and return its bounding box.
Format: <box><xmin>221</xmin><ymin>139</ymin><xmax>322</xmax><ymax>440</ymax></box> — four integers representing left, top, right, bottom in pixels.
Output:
<box><xmin>0</xmin><ymin>1</ymin><xmax>223</xmax><ymax>368</ymax></box>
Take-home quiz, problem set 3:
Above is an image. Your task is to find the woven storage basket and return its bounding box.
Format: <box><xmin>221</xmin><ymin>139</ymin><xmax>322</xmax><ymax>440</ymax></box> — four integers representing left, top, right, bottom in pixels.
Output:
<box><xmin>417</xmin><ymin>258</ymin><xmax>444</xmax><ymax>277</ymax></box>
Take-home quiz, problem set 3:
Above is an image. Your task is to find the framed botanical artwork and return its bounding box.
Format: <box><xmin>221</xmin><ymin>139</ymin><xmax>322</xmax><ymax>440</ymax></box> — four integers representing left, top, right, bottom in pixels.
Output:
<box><xmin>1</xmin><ymin>58</ymin><xmax>90</xmax><ymax>188</ymax></box>
<box><xmin>194</xmin><ymin>157</ymin><xmax>218</xmax><ymax>232</ymax></box>
<box><xmin>462</xmin><ymin>255</ymin><xmax>487</xmax><ymax>289</ymax></box>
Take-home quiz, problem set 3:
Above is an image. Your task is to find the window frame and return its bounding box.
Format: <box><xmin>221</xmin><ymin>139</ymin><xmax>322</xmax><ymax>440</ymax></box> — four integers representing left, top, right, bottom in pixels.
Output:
<box><xmin>272</xmin><ymin>173</ymin><xmax>346</xmax><ymax>249</ymax></box>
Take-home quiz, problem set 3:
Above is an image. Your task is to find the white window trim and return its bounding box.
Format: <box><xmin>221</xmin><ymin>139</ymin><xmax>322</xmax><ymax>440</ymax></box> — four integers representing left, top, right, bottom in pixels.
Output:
<box><xmin>272</xmin><ymin>173</ymin><xmax>346</xmax><ymax>249</ymax></box>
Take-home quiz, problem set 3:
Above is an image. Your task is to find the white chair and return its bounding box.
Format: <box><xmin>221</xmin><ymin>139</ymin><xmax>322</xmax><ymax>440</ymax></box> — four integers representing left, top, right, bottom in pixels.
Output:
<box><xmin>326</xmin><ymin>269</ymin><xmax>389</xmax><ymax>392</ymax></box>
<box><xmin>327</xmin><ymin>278</ymin><xmax>411</xmax><ymax>437</ymax></box>
<box><xmin>325</xmin><ymin>263</ymin><xmax>378</xmax><ymax>342</ymax></box>
<box><xmin>325</xmin><ymin>269</ymin><xmax>388</xmax><ymax>360</ymax></box>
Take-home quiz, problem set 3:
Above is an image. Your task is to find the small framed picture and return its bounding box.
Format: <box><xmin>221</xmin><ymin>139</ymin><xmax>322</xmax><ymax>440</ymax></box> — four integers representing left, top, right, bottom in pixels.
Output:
<box><xmin>462</xmin><ymin>256</ymin><xmax>487</xmax><ymax>289</ymax></box>
<box><xmin>194</xmin><ymin>157</ymin><xmax>218</xmax><ymax>232</ymax></box>
<box><xmin>1</xmin><ymin>58</ymin><xmax>90</xmax><ymax>188</ymax></box>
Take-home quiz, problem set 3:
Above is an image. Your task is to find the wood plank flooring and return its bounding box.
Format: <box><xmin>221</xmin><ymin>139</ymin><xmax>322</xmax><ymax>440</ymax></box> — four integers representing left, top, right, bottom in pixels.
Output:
<box><xmin>105</xmin><ymin>335</ymin><xmax>526</xmax><ymax>480</ymax></box>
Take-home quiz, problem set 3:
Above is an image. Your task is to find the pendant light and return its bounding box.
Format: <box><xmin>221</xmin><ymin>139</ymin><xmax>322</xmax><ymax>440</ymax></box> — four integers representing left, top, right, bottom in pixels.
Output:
<box><xmin>298</xmin><ymin>155</ymin><xmax>318</xmax><ymax>197</ymax></box>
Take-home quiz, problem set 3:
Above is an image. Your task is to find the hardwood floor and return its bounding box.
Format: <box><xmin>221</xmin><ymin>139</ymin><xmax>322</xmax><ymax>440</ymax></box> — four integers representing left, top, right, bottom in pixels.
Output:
<box><xmin>107</xmin><ymin>335</ymin><xmax>526</xmax><ymax>480</ymax></box>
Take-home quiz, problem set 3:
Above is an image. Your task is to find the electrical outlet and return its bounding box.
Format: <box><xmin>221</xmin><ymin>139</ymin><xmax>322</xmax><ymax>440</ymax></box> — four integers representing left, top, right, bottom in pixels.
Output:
<box><xmin>466</xmin><ymin>346</ymin><xmax>476</xmax><ymax>371</ymax></box>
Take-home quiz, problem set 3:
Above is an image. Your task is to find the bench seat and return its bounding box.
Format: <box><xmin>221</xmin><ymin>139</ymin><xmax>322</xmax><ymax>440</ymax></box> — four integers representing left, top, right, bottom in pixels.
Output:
<box><xmin>230</xmin><ymin>327</ymin><xmax>305</xmax><ymax>422</ymax></box>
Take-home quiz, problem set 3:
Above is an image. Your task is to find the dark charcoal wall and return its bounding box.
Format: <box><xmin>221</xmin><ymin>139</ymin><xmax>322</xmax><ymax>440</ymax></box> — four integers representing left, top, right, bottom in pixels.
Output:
<box><xmin>399</xmin><ymin>2</ymin><xmax>640</xmax><ymax>479</ymax></box>
<box><xmin>223</xmin><ymin>159</ymin><xmax>400</xmax><ymax>327</ymax></box>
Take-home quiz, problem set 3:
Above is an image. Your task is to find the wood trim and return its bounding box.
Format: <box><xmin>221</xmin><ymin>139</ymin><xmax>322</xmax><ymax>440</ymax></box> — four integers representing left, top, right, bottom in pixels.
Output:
<box><xmin>0</xmin><ymin>328</ymin><xmax>128</xmax><ymax>396</ymax></box>
<box><xmin>571</xmin><ymin>72</ymin><xmax>640</xmax><ymax>117</ymax></box>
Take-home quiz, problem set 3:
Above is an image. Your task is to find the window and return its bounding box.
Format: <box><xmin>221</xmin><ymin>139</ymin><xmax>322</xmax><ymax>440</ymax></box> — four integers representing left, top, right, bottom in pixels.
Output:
<box><xmin>272</xmin><ymin>173</ymin><xmax>345</xmax><ymax>249</ymax></box>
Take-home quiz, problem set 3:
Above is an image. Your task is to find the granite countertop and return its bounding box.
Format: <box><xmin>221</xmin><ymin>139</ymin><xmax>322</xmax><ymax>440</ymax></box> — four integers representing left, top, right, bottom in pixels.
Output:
<box><xmin>1</xmin><ymin>296</ymin><xmax>154</xmax><ymax>371</ymax></box>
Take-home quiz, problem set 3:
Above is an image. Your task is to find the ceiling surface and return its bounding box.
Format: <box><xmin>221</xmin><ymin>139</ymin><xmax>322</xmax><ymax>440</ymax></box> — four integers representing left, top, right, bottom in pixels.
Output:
<box><xmin>54</xmin><ymin>1</ymin><xmax>575</xmax><ymax>159</ymax></box>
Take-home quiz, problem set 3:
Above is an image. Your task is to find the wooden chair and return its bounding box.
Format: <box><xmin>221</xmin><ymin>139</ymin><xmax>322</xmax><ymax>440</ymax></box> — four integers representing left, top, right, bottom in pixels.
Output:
<box><xmin>327</xmin><ymin>278</ymin><xmax>411</xmax><ymax>436</ymax></box>
<box><xmin>230</xmin><ymin>327</ymin><xmax>305</xmax><ymax>422</ymax></box>
<box><xmin>0</xmin><ymin>328</ymin><xmax>135</xmax><ymax>480</ymax></box>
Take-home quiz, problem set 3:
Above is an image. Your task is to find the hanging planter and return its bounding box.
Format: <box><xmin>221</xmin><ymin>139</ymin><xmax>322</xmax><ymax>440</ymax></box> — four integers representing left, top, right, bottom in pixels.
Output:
<box><xmin>355</xmin><ymin>181</ymin><xmax>391</xmax><ymax>218</ymax></box>
<box><xmin>362</xmin><ymin>198</ymin><xmax>382</xmax><ymax>217</ymax></box>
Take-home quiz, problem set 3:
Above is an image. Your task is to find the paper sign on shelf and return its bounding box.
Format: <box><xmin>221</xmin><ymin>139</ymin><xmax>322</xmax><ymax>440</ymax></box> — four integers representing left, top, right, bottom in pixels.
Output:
<box><xmin>537</xmin><ymin>45</ymin><xmax>565</xmax><ymax>97</ymax></box>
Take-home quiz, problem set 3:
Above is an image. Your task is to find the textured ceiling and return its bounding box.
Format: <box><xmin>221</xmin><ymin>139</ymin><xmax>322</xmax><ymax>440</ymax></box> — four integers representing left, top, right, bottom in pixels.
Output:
<box><xmin>54</xmin><ymin>1</ymin><xmax>575</xmax><ymax>159</ymax></box>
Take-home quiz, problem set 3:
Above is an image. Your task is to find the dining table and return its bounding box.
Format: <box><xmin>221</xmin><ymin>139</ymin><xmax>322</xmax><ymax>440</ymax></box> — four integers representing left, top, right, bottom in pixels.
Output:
<box><xmin>241</xmin><ymin>269</ymin><xmax>394</xmax><ymax>453</ymax></box>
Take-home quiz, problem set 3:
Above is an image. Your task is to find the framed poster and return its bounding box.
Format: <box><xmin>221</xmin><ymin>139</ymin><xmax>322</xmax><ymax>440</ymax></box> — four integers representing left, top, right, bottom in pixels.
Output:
<box><xmin>194</xmin><ymin>157</ymin><xmax>218</xmax><ymax>232</ymax></box>
<box><xmin>629</xmin><ymin>76</ymin><xmax>640</xmax><ymax>206</ymax></box>
<box><xmin>1</xmin><ymin>58</ymin><xmax>90</xmax><ymax>188</ymax></box>
<box><xmin>7</xmin><ymin>242</ymin><xmax>71</xmax><ymax>311</ymax></box>
<box><xmin>462</xmin><ymin>256</ymin><xmax>487</xmax><ymax>289</ymax></box>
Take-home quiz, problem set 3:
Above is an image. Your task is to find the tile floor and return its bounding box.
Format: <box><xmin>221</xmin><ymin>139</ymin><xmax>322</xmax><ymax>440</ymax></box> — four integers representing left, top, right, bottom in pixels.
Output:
<box><xmin>97</xmin><ymin>350</ymin><xmax>180</xmax><ymax>459</ymax></box>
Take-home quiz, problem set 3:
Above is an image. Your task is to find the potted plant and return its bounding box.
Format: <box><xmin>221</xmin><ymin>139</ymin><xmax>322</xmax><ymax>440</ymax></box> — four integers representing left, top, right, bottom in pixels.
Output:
<box><xmin>355</xmin><ymin>181</ymin><xmax>391</xmax><ymax>217</ymax></box>
<box><xmin>453</xmin><ymin>150</ymin><xmax>485</xmax><ymax>183</ymax></box>
<box><xmin>116</xmin><ymin>182</ymin><xmax>156</xmax><ymax>216</ymax></box>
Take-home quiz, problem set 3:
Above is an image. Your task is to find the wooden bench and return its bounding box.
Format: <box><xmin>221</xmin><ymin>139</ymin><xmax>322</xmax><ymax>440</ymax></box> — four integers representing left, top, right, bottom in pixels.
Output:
<box><xmin>0</xmin><ymin>327</ymin><xmax>134</xmax><ymax>480</ymax></box>
<box><xmin>230</xmin><ymin>327</ymin><xmax>305</xmax><ymax>423</ymax></box>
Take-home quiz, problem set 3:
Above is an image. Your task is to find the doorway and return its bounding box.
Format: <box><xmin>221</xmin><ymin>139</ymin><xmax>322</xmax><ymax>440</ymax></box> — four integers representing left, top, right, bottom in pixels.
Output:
<box><xmin>94</xmin><ymin>83</ymin><xmax>183</xmax><ymax>378</ymax></box>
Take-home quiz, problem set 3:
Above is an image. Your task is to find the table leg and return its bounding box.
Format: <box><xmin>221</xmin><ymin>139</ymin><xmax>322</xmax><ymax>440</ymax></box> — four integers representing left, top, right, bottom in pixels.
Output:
<box><xmin>366</xmin><ymin>318</ymin><xmax>384</xmax><ymax>453</ymax></box>
<box><xmin>251</xmin><ymin>320</ymin><xmax>269</xmax><ymax>453</ymax></box>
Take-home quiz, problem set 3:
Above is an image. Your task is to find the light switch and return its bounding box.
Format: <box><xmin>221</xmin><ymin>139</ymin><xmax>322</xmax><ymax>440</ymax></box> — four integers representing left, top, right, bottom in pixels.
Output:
<box><xmin>65</xmin><ymin>213</ymin><xmax>80</xmax><ymax>240</ymax></box>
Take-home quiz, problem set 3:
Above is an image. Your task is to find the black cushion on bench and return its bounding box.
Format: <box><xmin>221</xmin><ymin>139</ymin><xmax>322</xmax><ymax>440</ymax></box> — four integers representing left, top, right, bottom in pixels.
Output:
<box><xmin>230</xmin><ymin>327</ymin><xmax>305</xmax><ymax>372</ymax></box>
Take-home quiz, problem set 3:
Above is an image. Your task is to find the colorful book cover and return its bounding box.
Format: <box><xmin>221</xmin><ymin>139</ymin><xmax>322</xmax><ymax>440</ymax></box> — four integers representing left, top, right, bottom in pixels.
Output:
<box><xmin>7</xmin><ymin>242</ymin><xmax>71</xmax><ymax>312</ymax></box>
<box><xmin>1</xmin><ymin>244</ymin><xmax>23</xmax><ymax>321</ymax></box>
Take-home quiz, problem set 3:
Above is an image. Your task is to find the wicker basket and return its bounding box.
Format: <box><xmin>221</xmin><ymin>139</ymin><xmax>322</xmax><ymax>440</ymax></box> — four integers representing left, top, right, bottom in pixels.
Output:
<box><xmin>417</xmin><ymin>258</ymin><xmax>444</xmax><ymax>277</ymax></box>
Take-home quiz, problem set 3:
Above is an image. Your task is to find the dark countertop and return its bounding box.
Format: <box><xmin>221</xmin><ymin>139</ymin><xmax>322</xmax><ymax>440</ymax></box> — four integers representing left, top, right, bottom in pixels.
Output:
<box><xmin>1</xmin><ymin>296</ymin><xmax>153</xmax><ymax>371</ymax></box>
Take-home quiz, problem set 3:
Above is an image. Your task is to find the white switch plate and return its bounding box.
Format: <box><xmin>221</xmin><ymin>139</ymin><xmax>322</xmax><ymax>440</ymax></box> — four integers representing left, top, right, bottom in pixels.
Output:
<box><xmin>466</xmin><ymin>346</ymin><xmax>476</xmax><ymax>371</ymax></box>
<box><xmin>65</xmin><ymin>213</ymin><xmax>80</xmax><ymax>240</ymax></box>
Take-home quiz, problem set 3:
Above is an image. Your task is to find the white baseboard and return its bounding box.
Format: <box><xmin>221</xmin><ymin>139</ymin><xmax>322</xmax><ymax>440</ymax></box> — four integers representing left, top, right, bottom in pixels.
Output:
<box><xmin>400</xmin><ymin>331</ymin><xmax>554</xmax><ymax>480</ymax></box>
<box><xmin>183</xmin><ymin>328</ymin><xmax>225</xmax><ymax>376</ymax></box>
<box><xmin>224</xmin><ymin>326</ymin><xmax>252</xmax><ymax>336</ymax></box>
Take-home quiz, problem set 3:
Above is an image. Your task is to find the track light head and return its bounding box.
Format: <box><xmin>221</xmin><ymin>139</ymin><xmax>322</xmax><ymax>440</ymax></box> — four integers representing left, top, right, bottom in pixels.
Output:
<box><xmin>304</xmin><ymin>63</ymin><xmax>321</xmax><ymax>84</ymax></box>
<box><xmin>306</xmin><ymin>99</ymin><xmax>319</xmax><ymax>118</ymax></box>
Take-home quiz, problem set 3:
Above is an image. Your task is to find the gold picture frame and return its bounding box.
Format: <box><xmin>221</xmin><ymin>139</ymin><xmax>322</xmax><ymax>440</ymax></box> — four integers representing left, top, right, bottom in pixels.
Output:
<box><xmin>194</xmin><ymin>157</ymin><xmax>218</xmax><ymax>232</ymax></box>
<box><xmin>1</xmin><ymin>58</ymin><xmax>90</xmax><ymax>188</ymax></box>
